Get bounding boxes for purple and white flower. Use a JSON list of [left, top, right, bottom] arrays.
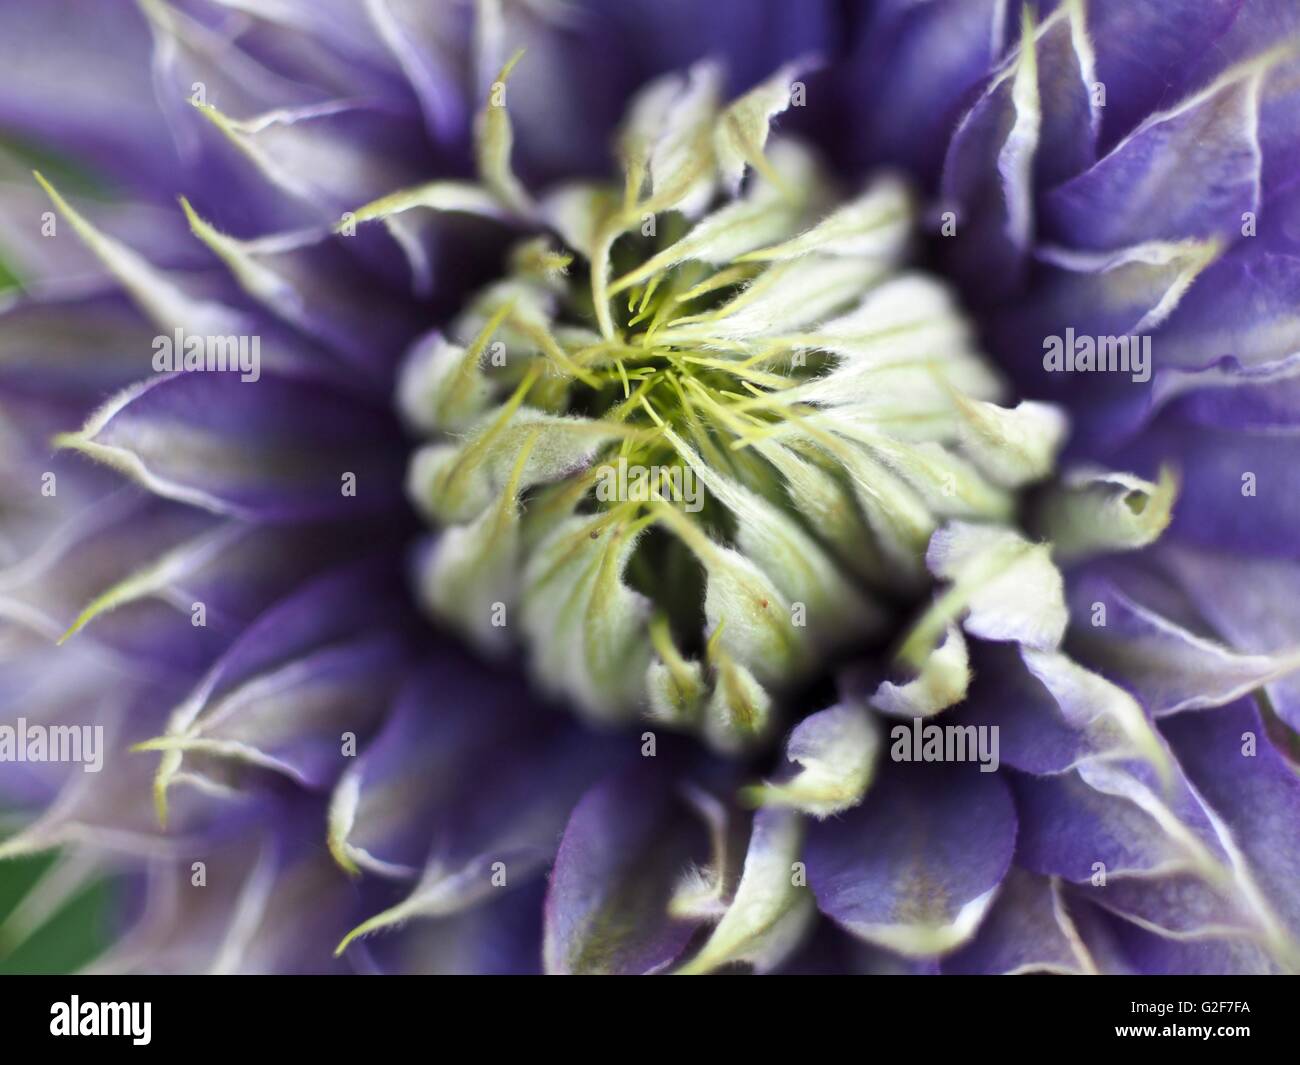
[[1, 0, 1298, 975]]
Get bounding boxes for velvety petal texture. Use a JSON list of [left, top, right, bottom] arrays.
[[807, 763, 1017, 957]]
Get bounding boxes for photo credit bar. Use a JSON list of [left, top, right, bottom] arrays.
[[0, 977, 1289, 1053]]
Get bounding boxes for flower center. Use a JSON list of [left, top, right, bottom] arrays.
[[378, 57, 1066, 751]]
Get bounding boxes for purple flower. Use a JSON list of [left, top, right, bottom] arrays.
[[1, 0, 1298, 976]]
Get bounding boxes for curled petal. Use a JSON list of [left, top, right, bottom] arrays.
[[743, 702, 880, 817]]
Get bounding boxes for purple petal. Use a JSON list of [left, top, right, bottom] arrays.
[[1089, 905, 1278, 974], [939, 28, 1036, 294], [1162, 700, 1300, 951], [1084, 0, 1249, 151], [1160, 545, 1300, 730], [1011, 732, 1300, 968], [985, 243, 1216, 454], [0, 666, 260, 863], [942, 867, 1094, 974], [0, 0, 182, 197], [0, 295, 169, 407], [1045, 58, 1266, 249], [335, 726, 628, 954], [1011, 761, 1223, 884], [494, 0, 836, 184], [951, 645, 1103, 774], [1031, 2, 1100, 189], [544, 764, 707, 974], [58, 372, 406, 521], [941, 4, 1099, 296], [844, 0, 1005, 180], [141, 562, 412, 797], [329, 660, 548, 878], [0, 172, 208, 302], [86, 828, 355, 974], [180, 203, 423, 374], [1126, 406, 1300, 556], [363, 0, 474, 145], [360, 877, 546, 975], [806, 760, 1016, 957], [1066, 566, 1300, 717]]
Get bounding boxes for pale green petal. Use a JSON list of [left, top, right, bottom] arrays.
[[664, 427, 882, 639], [344, 180, 511, 226], [1037, 466, 1177, 561], [824, 439, 937, 581], [645, 617, 707, 728], [676, 809, 813, 974], [703, 650, 775, 753], [474, 48, 533, 213], [901, 523, 1066, 667], [415, 481, 523, 653], [609, 141, 822, 294], [645, 60, 723, 216], [521, 514, 652, 721], [538, 182, 620, 261], [953, 396, 1069, 488], [872, 624, 970, 718], [744, 702, 880, 817], [407, 406, 625, 525], [745, 437, 886, 582], [617, 69, 687, 202], [714, 58, 815, 194], [785, 274, 976, 366], [396, 303, 515, 433], [737, 174, 912, 262], [660, 255, 883, 343], [653, 504, 800, 685], [823, 425, 1014, 522]]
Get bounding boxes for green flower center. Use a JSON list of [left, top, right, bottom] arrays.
[[369, 55, 1069, 750]]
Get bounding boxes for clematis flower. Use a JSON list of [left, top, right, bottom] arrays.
[[1, 0, 1298, 977]]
